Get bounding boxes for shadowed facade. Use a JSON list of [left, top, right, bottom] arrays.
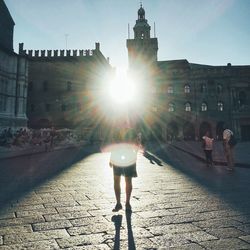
[[127, 5, 250, 141]]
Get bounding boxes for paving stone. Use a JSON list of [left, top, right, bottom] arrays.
[[88, 209, 115, 217], [109, 237, 156, 249], [70, 216, 108, 227], [136, 209, 175, 218], [200, 238, 250, 249], [15, 207, 57, 217], [32, 219, 72, 231], [44, 211, 91, 222], [149, 234, 190, 247], [0, 215, 44, 227], [169, 243, 204, 249], [232, 215, 250, 224], [239, 235, 250, 243], [193, 218, 242, 229], [0, 212, 15, 220], [56, 205, 96, 213], [56, 233, 105, 248], [44, 201, 79, 208], [67, 223, 114, 236], [151, 231, 217, 247], [147, 223, 201, 236], [116, 227, 154, 240], [205, 227, 247, 238], [62, 244, 111, 249], [0, 239, 59, 249], [236, 224, 250, 234], [14, 196, 44, 205], [12, 204, 45, 211], [0, 225, 33, 235], [70, 194, 89, 201], [3, 229, 69, 244], [34, 187, 61, 194]]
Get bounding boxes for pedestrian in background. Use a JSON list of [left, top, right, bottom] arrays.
[[223, 128, 235, 171], [202, 131, 214, 167]]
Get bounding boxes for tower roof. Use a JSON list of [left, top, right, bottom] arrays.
[[138, 4, 145, 19]]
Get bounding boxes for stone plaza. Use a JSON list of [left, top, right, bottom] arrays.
[[0, 143, 250, 249]]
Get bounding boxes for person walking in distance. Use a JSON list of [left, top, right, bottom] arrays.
[[223, 128, 235, 171], [202, 131, 214, 167]]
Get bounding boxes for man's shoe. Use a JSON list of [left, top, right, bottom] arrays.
[[112, 203, 122, 212]]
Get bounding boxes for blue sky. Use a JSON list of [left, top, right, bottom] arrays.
[[5, 0, 250, 69]]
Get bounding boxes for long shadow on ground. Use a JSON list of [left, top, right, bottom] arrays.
[[0, 145, 99, 208], [146, 142, 250, 217]]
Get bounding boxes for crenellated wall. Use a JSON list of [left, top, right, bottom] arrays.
[[19, 42, 101, 58]]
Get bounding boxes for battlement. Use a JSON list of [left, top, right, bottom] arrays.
[[19, 42, 100, 58]]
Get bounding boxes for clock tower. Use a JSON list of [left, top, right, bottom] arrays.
[[126, 4, 158, 71]]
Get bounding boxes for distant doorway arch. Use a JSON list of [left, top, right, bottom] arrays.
[[167, 121, 178, 141], [150, 123, 162, 142], [183, 122, 195, 140]]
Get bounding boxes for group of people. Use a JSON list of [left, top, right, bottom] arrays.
[[202, 128, 236, 171], [0, 127, 80, 152]]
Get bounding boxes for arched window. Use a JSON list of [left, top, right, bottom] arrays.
[[217, 102, 223, 111], [168, 103, 175, 112], [185, 102, 191, 111], [217, 84, 223, 94], [184, 84, 190, 93], [167, 85, 173, 94], [201, 102, 207, 111]]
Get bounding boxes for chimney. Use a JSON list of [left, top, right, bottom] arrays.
[[95, 42, 100, 51]]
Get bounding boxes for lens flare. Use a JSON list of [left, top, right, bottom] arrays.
[[107, 68, 137, 105], [102, 143, 138, 167]]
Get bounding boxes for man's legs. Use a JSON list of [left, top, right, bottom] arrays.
[[113, 175, 122, 211], [224, 144, 234, 170], [228, 146, 234, 169], [125, 177, 132, 210]]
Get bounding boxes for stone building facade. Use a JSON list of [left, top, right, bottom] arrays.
[[127, 5, 250, 141], [21, 42, 112, 138], [0, 0, 28, 130]]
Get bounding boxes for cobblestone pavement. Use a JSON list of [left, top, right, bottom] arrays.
[[0, 145, 250, 249]]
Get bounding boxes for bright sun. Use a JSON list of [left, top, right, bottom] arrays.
[[108, 69, 137, 105]]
